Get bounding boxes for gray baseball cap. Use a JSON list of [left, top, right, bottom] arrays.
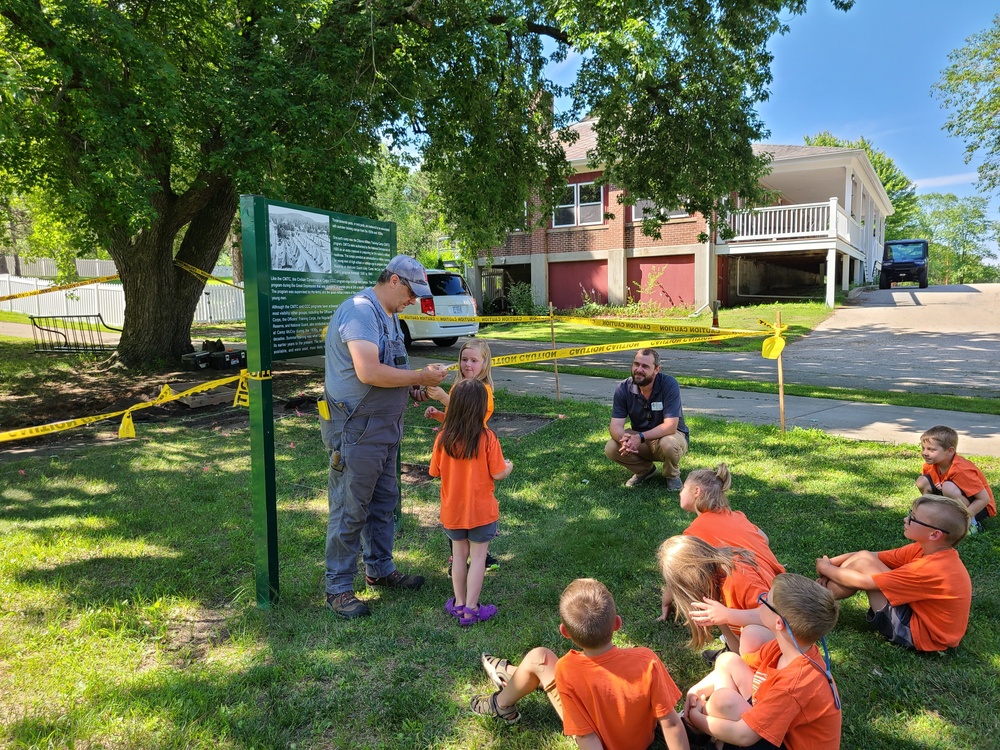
[[385, 255, 431, 297]]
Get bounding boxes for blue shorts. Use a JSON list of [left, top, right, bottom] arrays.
[[444, 521, 498, 544]]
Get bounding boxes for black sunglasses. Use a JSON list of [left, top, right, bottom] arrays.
[[757, 591, 782, 618], [906, 513, 949, 535]]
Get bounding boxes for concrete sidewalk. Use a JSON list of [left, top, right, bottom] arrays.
[[409, 356, 1000, 458]]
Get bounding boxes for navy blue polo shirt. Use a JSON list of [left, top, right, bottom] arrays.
[[611, 373, 689, 438]]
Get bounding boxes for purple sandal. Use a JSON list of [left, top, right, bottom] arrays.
[[459, 603, 498, 627], [445, 598, 464, 618]]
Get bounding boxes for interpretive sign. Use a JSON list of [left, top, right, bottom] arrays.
[[240, 195, 395, 607]]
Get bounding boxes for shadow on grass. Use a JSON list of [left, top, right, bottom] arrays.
[[2, 395, 998, 749]]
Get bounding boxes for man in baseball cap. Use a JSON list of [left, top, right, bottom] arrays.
[[322, 254, 447, 619]]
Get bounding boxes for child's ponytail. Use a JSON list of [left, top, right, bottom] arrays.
[[686, 462, 732, 513]]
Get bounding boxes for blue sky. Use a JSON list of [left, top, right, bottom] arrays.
[[547, 2, 998, 216], [759, 1, 996, 207]]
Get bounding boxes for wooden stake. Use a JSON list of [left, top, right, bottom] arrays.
[[776, 311, 786, 433], [550, 302, 560, 401]]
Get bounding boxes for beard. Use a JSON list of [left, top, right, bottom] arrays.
[[632, 370, 654, 387]]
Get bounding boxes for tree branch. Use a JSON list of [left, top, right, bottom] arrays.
[[486, 16, 569, 45]]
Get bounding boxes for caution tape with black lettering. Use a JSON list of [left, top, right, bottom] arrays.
[[399, 313, 766, 337]]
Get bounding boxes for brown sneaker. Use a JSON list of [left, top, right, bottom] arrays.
[[365, 570, 425, 590], [326, 591, 371, 619], [624, 466, 657, 488]]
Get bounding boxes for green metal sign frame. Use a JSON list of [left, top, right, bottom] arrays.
[[239, 195, 395, 608]]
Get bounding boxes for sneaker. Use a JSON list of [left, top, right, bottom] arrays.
[[665, 475, 684, 491], [485, 552, 501, 572], [459, 603, 498, 627], [969, 519, 982, 535], [326, 591, 371, 619], [624, 466, 657, 488], [366, 570, 425, 590], [701, 644, 730, 665], [481, 653, 515, 690], [470, 690, 520, 724]]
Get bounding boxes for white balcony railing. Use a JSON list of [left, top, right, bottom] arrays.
[[722, 199, 864, 250]]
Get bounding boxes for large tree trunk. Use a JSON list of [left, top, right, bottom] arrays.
[[109, 179, 237, 369]]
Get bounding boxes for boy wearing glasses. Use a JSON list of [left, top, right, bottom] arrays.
[[815, 494, 972, 652], [684, 573, 841, 750]]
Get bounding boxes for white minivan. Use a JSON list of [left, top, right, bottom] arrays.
[[400, 269, 479, 347]]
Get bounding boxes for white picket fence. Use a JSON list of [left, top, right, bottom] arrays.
[[1, 255, 233, 280], [0, 274, 246, 325]]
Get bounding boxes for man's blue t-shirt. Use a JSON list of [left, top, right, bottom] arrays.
[[324, 287, 407, 411], [611, 373, 688, 437]]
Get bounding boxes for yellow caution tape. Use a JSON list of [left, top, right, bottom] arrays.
[[557, 316, 764, 336], [119, 410, 136, 439], [173, 259, 244, 290], [398, 314, 550, 323], [399, 313, 766, 337], [0, 274, 121, 302], [487, 334, 747, 368], [0, 373, 243, 444]]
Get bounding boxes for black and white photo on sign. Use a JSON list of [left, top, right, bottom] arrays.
[[268, 206, 332, 274]]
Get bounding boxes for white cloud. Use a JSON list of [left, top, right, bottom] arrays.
[[913, 172, 979, 189]]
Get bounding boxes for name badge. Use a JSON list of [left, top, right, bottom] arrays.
[[651, 402, 663, 411]]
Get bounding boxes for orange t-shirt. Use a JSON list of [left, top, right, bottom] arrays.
[[922, 454, 996, 517], [430, 383, 494, 424], [721, 560, 775, 637], [429, 429, 505, 530], [873, 543, 972, 651], [741, 640, 842, 750], [555, 646, 681, 750], [684, 510, 786, 578]]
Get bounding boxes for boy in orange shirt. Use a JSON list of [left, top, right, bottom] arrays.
[[684, 573, 841, 750], [470, 578, 690, 750], [816, 494, 972, 652], [916, 424, 995, 533]]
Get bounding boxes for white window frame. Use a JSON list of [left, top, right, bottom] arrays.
[[552, 183, 605, 228], [633, 199, 688, 222]]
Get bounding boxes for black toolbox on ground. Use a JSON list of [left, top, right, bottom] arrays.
[[181, 351, 211, 371], [209, 349, 247, 370]]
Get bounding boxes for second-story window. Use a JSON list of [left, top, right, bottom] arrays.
[[633, 199, 688, 222], [553, 183, 604, 227]]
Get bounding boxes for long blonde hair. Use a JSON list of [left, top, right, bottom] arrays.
[[456, 339, 493, 388], [657, 535, 757, 648]]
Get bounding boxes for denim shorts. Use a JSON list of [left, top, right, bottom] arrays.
[[444, 521, 498, 543], [868, 601, 915, 650]]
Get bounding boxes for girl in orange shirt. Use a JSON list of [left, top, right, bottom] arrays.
[[423, 340, 500, 573], [657, 535, 775, 658], [429, 379, 513, 626], [423, 339, 494, 423], [679, 463, 785, 578]]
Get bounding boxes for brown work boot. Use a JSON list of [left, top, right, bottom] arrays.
[[326, 591, 371, 619], [365, 570, 425, 590]]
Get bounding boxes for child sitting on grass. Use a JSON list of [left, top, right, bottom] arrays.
[[916, 424, 995, 533], [684, 573, 841, 750], [470, 578, 689, 750], [816, 494, 972, 652], [428, 379, 512, 626], [661, 464, 785, 622], [658, 535, 775, 660]]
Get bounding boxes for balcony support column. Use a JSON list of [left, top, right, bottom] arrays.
[[826, 247, 837, 307]]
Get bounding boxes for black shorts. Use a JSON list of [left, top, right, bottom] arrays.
[[868, 601, 916, 650], [923, 475, 989, 523]]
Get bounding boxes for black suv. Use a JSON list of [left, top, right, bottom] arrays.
[[879, 239, 929, 289]]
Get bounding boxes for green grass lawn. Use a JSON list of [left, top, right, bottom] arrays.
[[1, 389, 998, 749], [482, 301, 835, 353]]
